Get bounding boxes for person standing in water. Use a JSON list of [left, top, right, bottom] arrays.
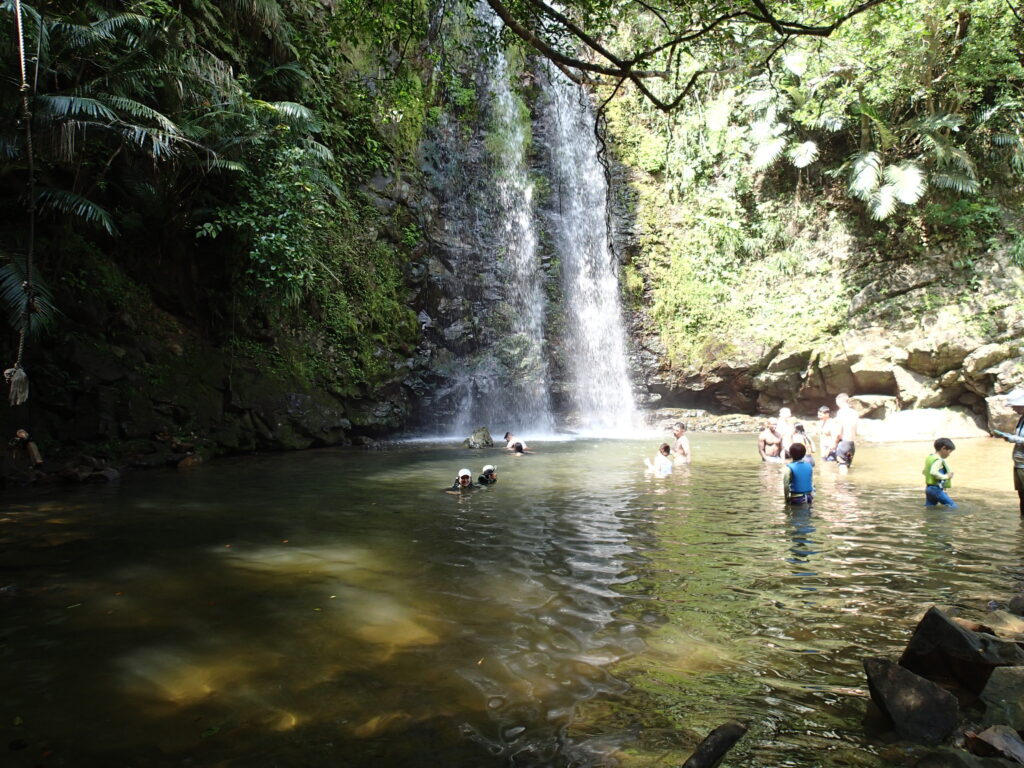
[[831, 393, 859, 471], [671, 422, 691, 464], [816, 406, 838, 462], [992, 389, 1024, 515], [759, 418, 783, 462], [922, 438, 956, 508], [783, 443, 814, 505]]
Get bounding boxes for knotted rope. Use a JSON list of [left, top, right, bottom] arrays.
[[7, 0, 36, 406]]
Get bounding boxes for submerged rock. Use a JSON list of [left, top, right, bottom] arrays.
[[681, 720, 747, 768], [863, 657, 959, 745]]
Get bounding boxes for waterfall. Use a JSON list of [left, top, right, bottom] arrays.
[[442, 5, 555, 437], [537, 68, 638, 434], [416, 8, 638, 437]]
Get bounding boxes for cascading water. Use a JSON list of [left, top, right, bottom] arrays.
[[466, 9, 555, 434], [422, 5, 556, 437], [537, 67, 638, 434], [416, 7, 638, 437]]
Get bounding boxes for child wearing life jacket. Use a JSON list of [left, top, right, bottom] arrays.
[[784, 443, 814, 505], [923, 438, 956, 507]]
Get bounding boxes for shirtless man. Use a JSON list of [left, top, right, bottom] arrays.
[[758, 418, 783, 462], [671, 422, 691, 464], [816, 406, 838, 461], [831, 393, 860, 471]]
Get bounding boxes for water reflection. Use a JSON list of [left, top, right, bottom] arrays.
[[0, 436, 1021, 767]]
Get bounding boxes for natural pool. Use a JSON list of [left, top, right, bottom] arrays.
[[2, 434, 1022, 767]]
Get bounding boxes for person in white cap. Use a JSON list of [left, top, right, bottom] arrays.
[[446, 468, 478, 493], [992, 389, 1024, 515], [478, 465, 497, 485]]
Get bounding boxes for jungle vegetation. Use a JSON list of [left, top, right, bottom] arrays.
[[0, 0, 1021, 395]]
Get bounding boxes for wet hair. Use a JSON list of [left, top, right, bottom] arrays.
[[934, 437, 955, 452], [788, 443, 807, 460], [504, 432, 512, 441], [659, 443, 671, 456], [794, 423, 806, 434], [513, 442, 525, 453], [673, 422, 686, 432]]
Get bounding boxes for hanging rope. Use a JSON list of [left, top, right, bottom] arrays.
[[5, 0, 36, 406]]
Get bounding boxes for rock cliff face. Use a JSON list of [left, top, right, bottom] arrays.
[[630, 295, 1024, 430]]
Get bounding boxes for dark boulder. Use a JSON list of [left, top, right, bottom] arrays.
[[863, 657, 959, 745], [899, 607, 1024, 695], [981, 667, 1024, 731], [1008, 594, 1024, 617]]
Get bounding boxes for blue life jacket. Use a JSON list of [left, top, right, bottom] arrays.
[[787, 461, 814, 494]]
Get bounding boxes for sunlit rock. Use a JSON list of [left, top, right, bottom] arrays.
[[858, 408, 988, 442], [849, 395, 898, 419]]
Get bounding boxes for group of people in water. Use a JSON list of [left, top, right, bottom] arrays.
[[445, 432, 529, 493], [646, 392, 958, 509], [447, 389, 1024, 514]]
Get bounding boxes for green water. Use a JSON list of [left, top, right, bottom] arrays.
[[2, 434, 1022, 767]]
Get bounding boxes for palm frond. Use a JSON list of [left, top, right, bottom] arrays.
[[103, 96, 181, 134], [752, 136, 787, 171], [233, 0, 284, 29], [264, 100, 318, 129], [91, 13, 154, 41], [36, 187, 118, 234], [742, 89, 775, 109], [36, 94, 117, 122], [929, 172, 980, 194], [782, 51, 807, 77], [856, 102, 897, 150], [869, 186, 897, 221], [300, 137, 334, 164], [848, 151, 882, 201], [0, 256, 61, 337], [788, 140, 818, 168], [883, 162, 926, 204], [810, 114, 845, 132]]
